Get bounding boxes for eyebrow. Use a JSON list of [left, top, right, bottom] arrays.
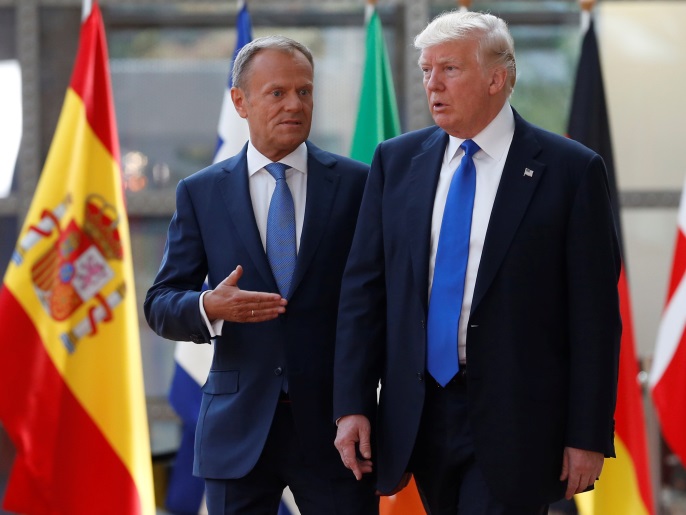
[[418, 56, 461, 66]]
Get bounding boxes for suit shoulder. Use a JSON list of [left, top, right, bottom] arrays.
[[333, 155, 369, 178], [181, 160, 231, 188], [527, 122, 598, 161], [308, 144, 369, 181], [380, 126, 441, 150]]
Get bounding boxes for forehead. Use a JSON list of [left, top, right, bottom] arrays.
[[251, 48, 312, 73], [243, 48, 313, 92], [419, 39, 478, 64]]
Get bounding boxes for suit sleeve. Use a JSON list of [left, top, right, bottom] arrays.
[[144, 179, 212, 344], [565, 153, 622, 456], [333, 145, 387, 421]]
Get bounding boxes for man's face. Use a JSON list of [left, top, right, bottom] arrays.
[[232, 48, 314, 162], [419, 38, 499, 139]]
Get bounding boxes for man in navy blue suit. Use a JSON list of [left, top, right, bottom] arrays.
[[333, 10, 621, 515], [145, 35, 377, 515]]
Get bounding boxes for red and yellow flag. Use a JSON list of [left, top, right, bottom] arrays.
[[0, 2, 155, 513], [567, 15, 654, 515]]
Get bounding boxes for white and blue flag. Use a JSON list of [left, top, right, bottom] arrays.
[[165, 2, 253, 514]]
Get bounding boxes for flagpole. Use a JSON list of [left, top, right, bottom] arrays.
[[457, 0, 472, 12], [81, 0, 92, 21], [580, 0, 595, 33]]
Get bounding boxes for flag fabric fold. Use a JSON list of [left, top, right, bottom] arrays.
[[568, 18, 654, 515], [212, 1, 252, 163], [350, 4, 401, 165], [165, 3, 252, 514], [650, 181, 686, 467], [0, 2, 155, 514]]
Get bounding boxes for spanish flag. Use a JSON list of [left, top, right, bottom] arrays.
[[0, 2, 155, 513], [567, 15, 654, 515]]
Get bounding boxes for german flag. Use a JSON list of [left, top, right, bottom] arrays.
[[568, 17, 654, 515], [0, 2, 155, 513]]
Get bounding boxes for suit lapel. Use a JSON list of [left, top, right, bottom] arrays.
[[217, 148, 278, 291], [471, 112, 545, 313], [288, 142, 339, 298], [407, 128, 449, 313]]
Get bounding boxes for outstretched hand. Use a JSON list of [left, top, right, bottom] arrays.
[[203, 265, 287, 323]]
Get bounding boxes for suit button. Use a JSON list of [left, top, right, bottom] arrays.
[[274, 367, 283, 376], [417, 372, 424, 382], [421, 319, 425, 329]]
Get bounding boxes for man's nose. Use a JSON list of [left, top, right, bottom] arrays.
[[425, 71, 442, 91], [283, 91, 303, 111]]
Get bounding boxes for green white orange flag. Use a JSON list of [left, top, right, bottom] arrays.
[[567, 14, 654, 515], [349, 3, 401, 165], [0, 2, 155, 513]]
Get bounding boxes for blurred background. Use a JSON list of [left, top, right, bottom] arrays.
[[0, 0, 683, 513]]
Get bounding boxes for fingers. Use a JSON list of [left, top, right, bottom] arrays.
[[334, 415, 373, 481], [561, 447, 604, 499], [223, 265, 243, 286], [208, 266, 287, 323], [243, 301, 287, 323], [337, 441, 365, 480], [358, 429, 372, 460]]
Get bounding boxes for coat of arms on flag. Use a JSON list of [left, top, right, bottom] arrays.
[[15, 194, 126, 353]]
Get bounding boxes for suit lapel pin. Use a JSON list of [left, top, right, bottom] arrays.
[[523, 168, 534, 178]]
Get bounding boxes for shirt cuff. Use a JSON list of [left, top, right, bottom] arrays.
[[199, 290, 224, 337]]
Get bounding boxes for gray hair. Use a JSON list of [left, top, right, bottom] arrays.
[[232, 35, 314, 90], [414, 10, 516, 95]]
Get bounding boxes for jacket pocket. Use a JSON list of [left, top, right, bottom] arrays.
[[202, 370, 239, 394]]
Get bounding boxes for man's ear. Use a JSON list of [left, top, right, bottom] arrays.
[[488, 66, 507, 96], [231, 87, 248, 119]]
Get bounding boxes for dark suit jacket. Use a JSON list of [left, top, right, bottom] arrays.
[[333, 110, 621, 505], [145, 141, 368, 480]]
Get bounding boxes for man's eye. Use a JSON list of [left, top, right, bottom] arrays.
[[299, 89, 311, 96], [272, 91, 282, 97]]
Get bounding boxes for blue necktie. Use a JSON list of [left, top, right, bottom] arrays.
[[265, 162, 296, 298], [426, 139, 480, 386]]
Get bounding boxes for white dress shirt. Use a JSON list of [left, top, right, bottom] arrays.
[[428, 102, 515, 363], [200, 141, 309, 337]]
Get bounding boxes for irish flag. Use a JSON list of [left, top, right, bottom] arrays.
[[0, 2, 155, 513]]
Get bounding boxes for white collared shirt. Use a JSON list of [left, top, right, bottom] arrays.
[[246, 141, 308, 253], [428, 102, 515, 363], [200, 141, 309, 336]]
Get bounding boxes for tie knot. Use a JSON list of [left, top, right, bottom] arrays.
[[461, 139, 480, 158], [265, 162, 289, 181]]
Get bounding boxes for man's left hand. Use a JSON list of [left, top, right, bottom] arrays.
[[559, 446, 604, 499]]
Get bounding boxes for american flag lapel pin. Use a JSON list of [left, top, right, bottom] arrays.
[[523, 168, 534, 178]]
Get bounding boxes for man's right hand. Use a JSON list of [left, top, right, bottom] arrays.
[[334, 414, 373, 480], [203, 265, 287, 323]]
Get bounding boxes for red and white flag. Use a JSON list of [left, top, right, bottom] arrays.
[[650, 178, 686, 467]]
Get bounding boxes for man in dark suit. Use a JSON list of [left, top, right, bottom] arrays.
[[145, 35, 377, 515], [333, 10, 621, 515]]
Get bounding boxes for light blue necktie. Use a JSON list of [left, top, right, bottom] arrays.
[[426, 139, 480, 386], [265, 162, 296, 298]]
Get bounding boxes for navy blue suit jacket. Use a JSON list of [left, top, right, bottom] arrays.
[[333, 110, 621, 505], [145, 141, 368, 479]]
